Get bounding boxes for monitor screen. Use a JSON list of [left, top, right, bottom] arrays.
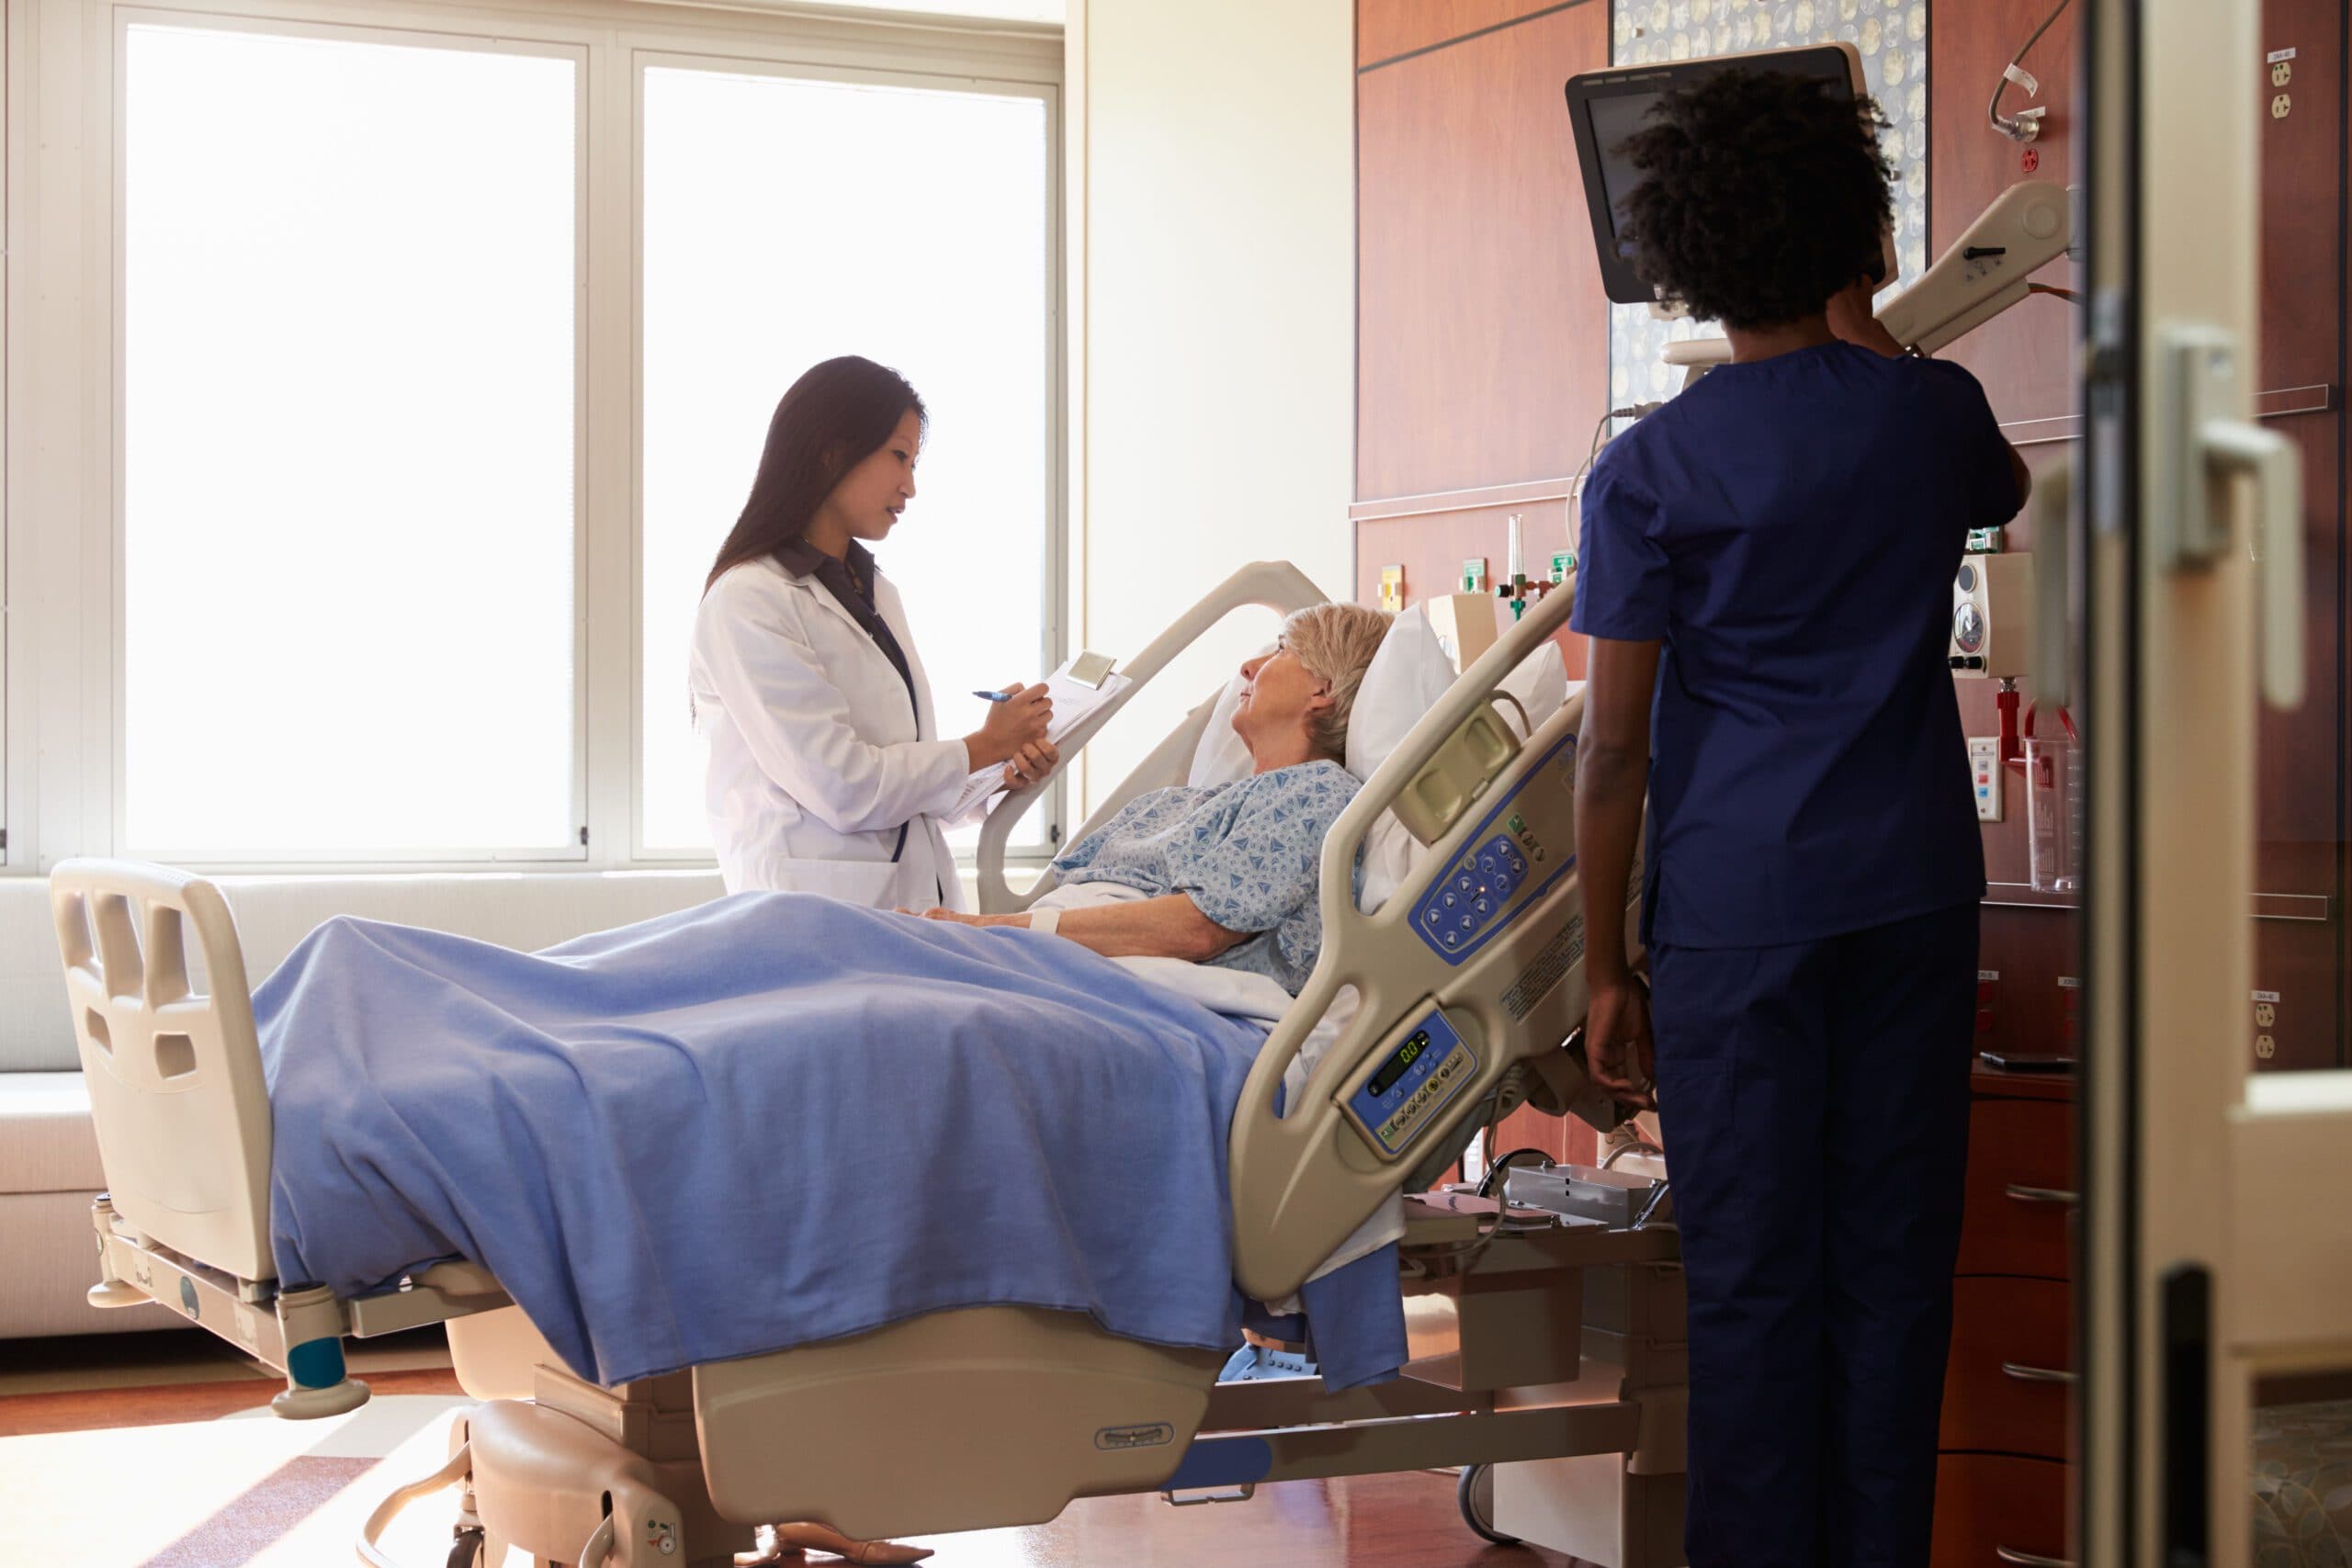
[[1565, 44, 1883, 306]]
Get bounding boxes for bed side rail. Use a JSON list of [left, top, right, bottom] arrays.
[[973, 560, 1329, 913], [1229, 578, 1639, 1302], [51, 859, 277, 1284]]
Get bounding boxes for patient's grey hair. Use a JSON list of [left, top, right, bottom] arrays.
[[1282, 602, 1395, 762]]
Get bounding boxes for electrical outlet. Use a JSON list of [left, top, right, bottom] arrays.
[[1968, 738, 2004, 821]]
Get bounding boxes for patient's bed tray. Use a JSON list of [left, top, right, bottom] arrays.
[[51, 564, 1685, 1568]]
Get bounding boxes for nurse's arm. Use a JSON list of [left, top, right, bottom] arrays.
[[921, 896, 1246, 963], [2004, 443, 2034, 511], [1575, 634, 1661, 1108]]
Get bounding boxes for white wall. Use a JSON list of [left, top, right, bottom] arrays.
[[1069, 0, 1355, 818]]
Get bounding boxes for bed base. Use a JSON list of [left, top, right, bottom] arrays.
[[84, 1185, 1685, 1567]]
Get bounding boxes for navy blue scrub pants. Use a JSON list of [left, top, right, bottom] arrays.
[[1647, 903, 1979, 1568]]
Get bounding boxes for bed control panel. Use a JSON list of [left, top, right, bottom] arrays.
[[1408, 734, 1575, 965], [1340, 1007, 1476, 1162]]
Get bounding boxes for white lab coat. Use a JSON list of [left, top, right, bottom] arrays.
[[690, 557, 972, 910]]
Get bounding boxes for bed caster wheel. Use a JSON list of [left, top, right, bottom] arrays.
[[1457, 1463, 1521, 1547], [447, 1525, 486, 1568]]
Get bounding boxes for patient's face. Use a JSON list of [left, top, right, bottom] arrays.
[[1232, 644, 1330, 761], [820, 408, 922, 545]]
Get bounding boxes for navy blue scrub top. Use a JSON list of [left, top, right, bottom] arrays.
[[1571, 342, 2022, 951]]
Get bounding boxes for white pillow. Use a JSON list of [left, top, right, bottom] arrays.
[[1343, 605, 1461, 781], [1353, 624, 1568, 912], [1184, 643, 1273, 789]]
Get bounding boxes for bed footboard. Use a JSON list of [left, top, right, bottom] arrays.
[[52, 859, 517, 1418]]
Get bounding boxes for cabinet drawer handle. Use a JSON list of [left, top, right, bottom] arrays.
[[1996, 1550, 2074, 1567], [2004, 1183, 2080, 1206], [2000, 1360, 2078, 1385]]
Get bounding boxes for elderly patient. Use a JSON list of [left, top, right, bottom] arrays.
[[919, 602, 1394, 992]]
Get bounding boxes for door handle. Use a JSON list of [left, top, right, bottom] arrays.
[[2000, 1360, 2079, 1385], [2032, 459, 2073, 713], [2163, 1264, 2212, 1565], [2151, 321, 2304, 709], [2216, 417, 2305, 709], [2005, 1182, 2080, 1206]]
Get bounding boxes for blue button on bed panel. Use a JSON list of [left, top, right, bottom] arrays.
[[1405, 732, 1580, 965]]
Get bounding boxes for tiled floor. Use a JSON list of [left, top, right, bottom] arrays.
[[0, 1328, 1591, 1568]]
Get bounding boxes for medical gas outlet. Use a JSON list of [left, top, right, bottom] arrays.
[[1950, 552, 2036, 680], [1968, 738, 2004, 822]]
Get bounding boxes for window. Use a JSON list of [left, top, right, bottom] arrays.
[[636, 64, 1056, 854], [119, 23, 580, 857], [13, 2, 1063, 873]]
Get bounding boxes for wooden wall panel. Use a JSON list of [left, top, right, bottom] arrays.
[[1976, 906, 2076, 1063], [1928, 0, 2086, 425], [2258, 0, 2342, 394], [1355, 0, 1611, 502], [1944, 0, 2348, 1076], [1354, 497, 1589, 677], [2257, 0, 2346, 1071], [1358, 0, 1568, 70]]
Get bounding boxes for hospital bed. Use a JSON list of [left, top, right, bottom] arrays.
[[50, 563, 1690, 1568]]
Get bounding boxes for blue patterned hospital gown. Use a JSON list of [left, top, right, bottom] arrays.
[[1051, 760, 1362, 994]]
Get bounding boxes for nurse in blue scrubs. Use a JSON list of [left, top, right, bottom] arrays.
[[1568, 73, 2032, 1568]]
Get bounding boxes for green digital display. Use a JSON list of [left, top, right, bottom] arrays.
[[1369, 1031, 1431, 1098]]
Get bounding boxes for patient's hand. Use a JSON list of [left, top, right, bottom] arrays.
[[910, 908, 1025, 928], [1002, 739, 1059, 790]]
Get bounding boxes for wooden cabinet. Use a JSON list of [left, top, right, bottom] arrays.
[[1955, 1096, 2075, 1281], [1941, 1278, 2071, 1462], [1932, 1452, 2069, 1568], [1939, 1072, 2075, 1563]]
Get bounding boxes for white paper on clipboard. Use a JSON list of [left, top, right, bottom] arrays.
[[950, 652, 1133, 818]]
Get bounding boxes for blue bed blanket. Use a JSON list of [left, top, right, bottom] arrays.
[[256, 894, 1405, 1389]]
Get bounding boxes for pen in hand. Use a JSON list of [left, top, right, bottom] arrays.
[[972, 689, 1014, 703]]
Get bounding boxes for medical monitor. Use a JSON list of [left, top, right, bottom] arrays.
[[1565, 43, 1896, 308]]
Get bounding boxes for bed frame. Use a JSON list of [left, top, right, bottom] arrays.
[[51, 566, 1689, 1568]]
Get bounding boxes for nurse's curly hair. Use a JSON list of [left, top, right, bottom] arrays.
[[1282, 603, 1394, 763], [1616, 69, 1894, 330]]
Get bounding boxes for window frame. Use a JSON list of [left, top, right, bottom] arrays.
[[109, 8, 595, 868], [6, 0, 1061, 875], [622, 45, 1067, 865]]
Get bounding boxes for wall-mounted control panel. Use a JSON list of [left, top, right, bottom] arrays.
[[1950, 552, 2036, 680]]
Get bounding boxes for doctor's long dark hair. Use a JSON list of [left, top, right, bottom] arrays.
[[704, 355, 929, 593]]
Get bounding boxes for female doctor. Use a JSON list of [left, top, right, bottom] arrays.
[[691, 356, 1053, 909]]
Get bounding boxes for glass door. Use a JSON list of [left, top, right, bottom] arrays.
[[2077, 1, 2352, 1563]]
